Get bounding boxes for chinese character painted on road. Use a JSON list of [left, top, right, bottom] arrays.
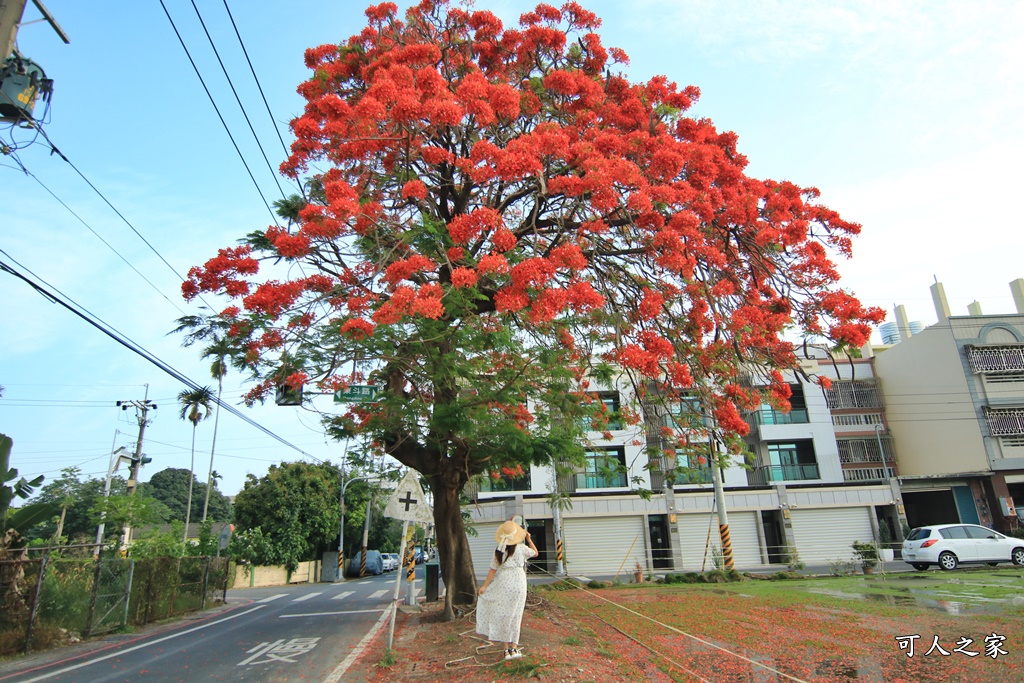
[[984, 633, 1008, 659], [238, 637, 321, 666], [895, 634, 920, 657]]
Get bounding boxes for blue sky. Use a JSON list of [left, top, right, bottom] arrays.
[[2, 1, 1022, 497]]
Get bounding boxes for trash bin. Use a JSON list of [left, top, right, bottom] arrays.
[[426, 563, 440, 602]]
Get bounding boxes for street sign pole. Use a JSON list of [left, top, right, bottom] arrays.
[[386, 519, 410, 651]]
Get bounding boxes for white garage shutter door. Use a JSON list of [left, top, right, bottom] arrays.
[[563, 516, 647, 576], [676, 511, 763, 571], [467, 522, 502, 579], [790, 507, 874, 564]]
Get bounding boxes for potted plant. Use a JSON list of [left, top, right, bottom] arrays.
[[852, 541, 879, 574], [634, 561, 645, 583]]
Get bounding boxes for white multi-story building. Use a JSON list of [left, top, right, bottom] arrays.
[[464, 364, 899, 579]]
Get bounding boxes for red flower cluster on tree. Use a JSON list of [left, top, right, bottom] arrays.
[[181, 0, 885, 617]]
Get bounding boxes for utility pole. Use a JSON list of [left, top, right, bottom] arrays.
[[359, 495, 372, 577], [708, 433, 735, 571], [116, 389, 157, 550], [1, 0, 27, 60], [1, 0, 68, 58]]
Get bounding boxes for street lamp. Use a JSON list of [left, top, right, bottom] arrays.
[[94, 445, 131, 555], [338, 472, 375, 581]]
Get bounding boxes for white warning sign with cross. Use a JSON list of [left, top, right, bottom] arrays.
[[384, 470, 433, 523]]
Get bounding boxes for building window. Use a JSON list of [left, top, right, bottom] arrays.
[[576, 447, 628, 489], [764, 441, 819, 481], [757, 384, 809, 424], [582, 391, 622, 431], [478, 465, 532, 493], [668, 394, 708, 430]]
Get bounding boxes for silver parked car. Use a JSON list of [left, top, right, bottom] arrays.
[[382, 553, 400, 571], [902, 524, 1024, 570]]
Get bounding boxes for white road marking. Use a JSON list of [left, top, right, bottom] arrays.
[[292, 592, 323, 602], [257, 594, 287, 603], [369, 589, 388, 599], [322, 608, 391, 683], [331, 591, 354, 601], [13, 606, 266, 683], [280, 609, 386, 618]]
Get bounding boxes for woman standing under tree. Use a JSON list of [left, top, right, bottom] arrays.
[[476, 517, 538, 660]]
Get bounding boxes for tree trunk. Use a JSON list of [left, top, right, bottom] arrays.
[[431, 473, 476, 622]]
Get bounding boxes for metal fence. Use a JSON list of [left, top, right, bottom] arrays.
[[0, 553, 229, 656]]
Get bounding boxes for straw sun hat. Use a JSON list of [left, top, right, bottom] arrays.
[[495, 518, 528, 552]]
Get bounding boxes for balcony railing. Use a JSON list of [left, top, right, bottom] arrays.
[[747, 463, 820, 486], [674, 466, 713, 485], [832, 413, 884, 428], [824, 380, 883, 410], [756, 407, 810, 425], [837, 437, 895, 464], [985, 407, 1024, 436], [842, 466, 896, 482], [967, 345, 1024, 374]]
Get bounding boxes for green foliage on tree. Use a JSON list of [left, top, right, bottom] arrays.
[[29, 468, 121, 542], [137, 468, 231, 523], [340, 478, 403, 557], [232, 462, 340, 571], [130, 521, 187, 559], [89, 492, 168, 547]]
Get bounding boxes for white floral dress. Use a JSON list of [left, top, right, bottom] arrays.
[[475, 543, 537, 644]]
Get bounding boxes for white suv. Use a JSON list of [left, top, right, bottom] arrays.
[[902, 524, 1024, 570]]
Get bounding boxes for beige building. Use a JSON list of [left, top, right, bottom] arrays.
[[872, 280, 1024, 533]]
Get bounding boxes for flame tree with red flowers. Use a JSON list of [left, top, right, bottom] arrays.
[[180, 0, 883, 619]]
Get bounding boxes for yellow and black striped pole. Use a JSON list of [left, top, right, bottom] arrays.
[[719, 523, 735, 570], [337, 552, 343, 579], [404, 525, 417, 605]]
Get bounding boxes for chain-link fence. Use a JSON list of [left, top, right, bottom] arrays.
[[0, 553, 230, 656]]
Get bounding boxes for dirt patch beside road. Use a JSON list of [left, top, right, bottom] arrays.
[[349, 576, 1024, 683], [352, 591, 670, 682]]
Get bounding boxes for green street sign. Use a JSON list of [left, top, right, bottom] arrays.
[[333, 385, 380, 403]]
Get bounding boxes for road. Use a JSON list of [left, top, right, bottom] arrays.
[[0, 570, 417, 683]]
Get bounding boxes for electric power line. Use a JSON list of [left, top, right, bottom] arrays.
[[12, 168, 188, 315], [27, 125, 197, 288], [188, 0, 287, 201], [0, 250, 319, 463], [157, 0, 281, 225], [220, 0, 305, 201]]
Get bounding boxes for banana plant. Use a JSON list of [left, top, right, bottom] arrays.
[[1, 433, 59, 550]]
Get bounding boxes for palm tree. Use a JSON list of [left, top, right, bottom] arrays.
[[200, 338, 231, 522], [177, 387, 215, 543]]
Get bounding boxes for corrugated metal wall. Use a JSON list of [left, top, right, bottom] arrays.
[[468, 522, 502, 579], [562, 515, 648, 576], [790, 507, 874, 564], [676, 511, 764, 570]]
